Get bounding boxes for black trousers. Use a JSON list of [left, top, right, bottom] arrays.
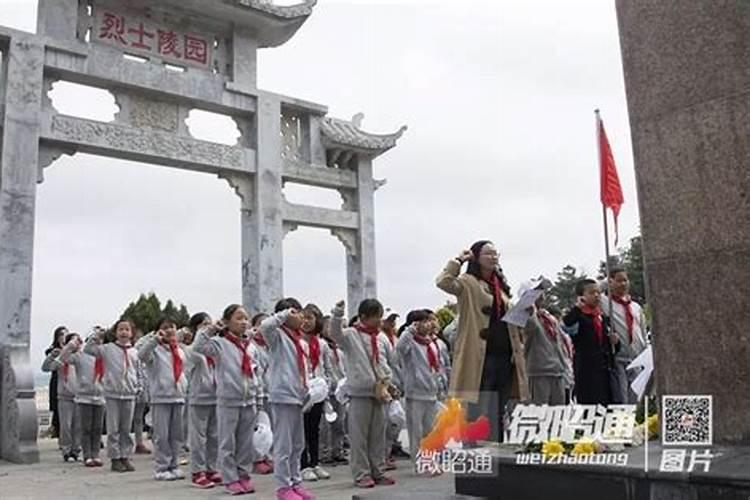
[[301, 402, 324, 469], [469, 352, 513, 442]]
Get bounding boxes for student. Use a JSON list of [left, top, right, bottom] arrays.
[[60, 332, 105, 467], [84, 319, 139, 472], [562, 279, 619, 405], [133, 328, 151, 455], [602, 267, 648, 404], [259, 298, 316, 500], [320, 316, 348, 466], [395, 310, 441, 473], [184, 312, 221, 488], [249, 312, 274, 476], [42, 332, 82, 462], [45, 326, 68, 440], [520, 284, 567, 405], [425, 310, 451, 401], [193, 305, 258, 495], [330, 299, 396, 489], [547, 306, 575, 403], [380, 313, 404, 468], [300, 303, 332, 482]]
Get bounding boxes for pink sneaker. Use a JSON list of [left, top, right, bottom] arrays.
[[253, 460, 273, 475], [239, 476, 255, 493], [276, 486, 303, 500], [225, 481, 245, 495], [207, 470, 222, 484], [293, 484, 316, 500]]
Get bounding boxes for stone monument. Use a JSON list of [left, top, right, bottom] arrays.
[[0, 0, 405, 463], [615, 0, 749, 442]]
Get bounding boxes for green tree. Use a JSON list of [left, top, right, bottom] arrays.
[[435, 306, 456, 332], [120, 292, 190, 334], [546, 265, 588, 311]]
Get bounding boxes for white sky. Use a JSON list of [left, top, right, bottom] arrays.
[[0, 0, 641, 370]]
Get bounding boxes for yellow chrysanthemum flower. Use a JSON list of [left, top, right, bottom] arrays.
[[571, 439, 596, 456], [647, 414, 659, 437], [541, 439, 565, 457]]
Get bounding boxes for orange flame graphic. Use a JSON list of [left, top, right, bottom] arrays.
[[419, 398, 491, 452]]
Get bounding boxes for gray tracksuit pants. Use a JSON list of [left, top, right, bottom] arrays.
[[58, 398, 81, 456], [78, 403, 104, 460], [348, 396, 386, 481], [271, 402, 305, 490], [106, 398, 135, 459], [151, 403, 184, 473], [405, 399, 436, 458], [217, 405, 256, 484], [190, 404, 218, 474]]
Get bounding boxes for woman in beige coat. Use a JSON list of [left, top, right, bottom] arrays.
[[436, 240, 528, 442]]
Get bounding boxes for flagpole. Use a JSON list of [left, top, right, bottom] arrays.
[[596, 109, 616, 352]]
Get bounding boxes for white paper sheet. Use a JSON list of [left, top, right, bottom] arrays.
[[502, 289, 544, 327]]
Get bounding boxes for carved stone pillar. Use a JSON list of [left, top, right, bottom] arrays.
[[0, 36, 44, 464]]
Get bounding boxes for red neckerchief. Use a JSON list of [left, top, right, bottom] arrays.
[[325, 338, 339, 364], [115, 342, 133, 370], [307, 334, 321, 372], [355, 322, 381, 364], [611, 294, 634, 344], [253, 331, 267, 348], [383, 330, 396, 347], [62, 362, 70, 382], [223, 331, 253, 378], [538, 309, 558, 341], [413, 333, 440, 372], [281, 325, 307, 388], [482, 272, 506, 319], [580, 304, 604, 345], [94, 356, 104, 382], [167, 339, 183, 384]]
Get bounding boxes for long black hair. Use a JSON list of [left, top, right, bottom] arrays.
[[465, 240, 512, 297], [46, 326, 67, 354]]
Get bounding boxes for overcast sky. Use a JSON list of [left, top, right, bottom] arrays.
[[1, 0, 640, 371]]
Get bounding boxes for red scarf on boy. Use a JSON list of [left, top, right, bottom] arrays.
[[355, 322, 381, 364], [611, 294, 634, 344], [167, 338, 183, 384], [580, 304, 604, 345], [281, 325, 308, 387], [538, 309, 558, 341], [413, 333, 440, 372], [223, 331, 253, 378]]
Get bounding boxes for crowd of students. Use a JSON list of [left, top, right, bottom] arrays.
[[40, 243, 647, 499]]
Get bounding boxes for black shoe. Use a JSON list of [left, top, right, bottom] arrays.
[[391, 445, 410, 459], [111, 459, 126, 472]]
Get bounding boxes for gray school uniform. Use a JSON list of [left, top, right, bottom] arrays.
[[601, 296, 648, 404], [83, 338, 139, 459], [395, 327, 440, 457], [183, 344, 219, 474], [524, 313, 567, 405], [330, 306, 392, 481], [321, 342, 346, 461], [259, 310, 308, 490], [250, 338, 271, 413], [137, 334, 187, 473], [379, 332, 401, 459], [193, 328, 258, 485], [61, 342, 103, 460], [42, 349, 81, 456]]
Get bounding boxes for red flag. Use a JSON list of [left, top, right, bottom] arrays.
[[598, 114, 624, 244]]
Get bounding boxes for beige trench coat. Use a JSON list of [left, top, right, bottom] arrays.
[[436, 259, 530, 404]]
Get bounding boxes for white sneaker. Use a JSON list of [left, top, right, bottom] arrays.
[[170, 468, 186, 480], [301, 468, 319, 482], [313, 465, 331, 480], [154, 471, 172, 481]]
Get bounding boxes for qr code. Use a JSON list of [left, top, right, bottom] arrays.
[[662, 395, 712, 446]]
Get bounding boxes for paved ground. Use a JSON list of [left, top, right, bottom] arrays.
[[1, 439, 455, 500]]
